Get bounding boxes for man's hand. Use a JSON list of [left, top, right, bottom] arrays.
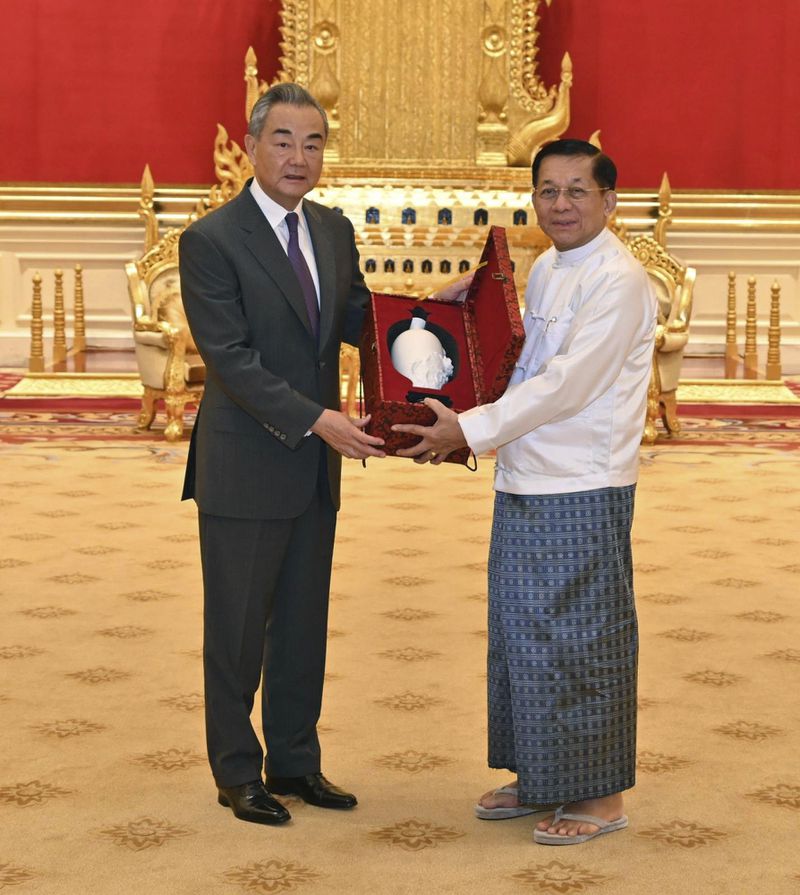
[[392, 398, 468, 464], [428, 269, 476, 303], [311, 409, 386, 459]]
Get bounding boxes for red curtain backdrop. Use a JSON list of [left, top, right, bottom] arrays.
[[1, 0, 798, 189]]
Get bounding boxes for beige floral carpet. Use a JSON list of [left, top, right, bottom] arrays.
[[0, 440, 798, 894]]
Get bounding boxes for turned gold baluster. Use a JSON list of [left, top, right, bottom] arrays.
[[29, 273, 45, 372], [743, 276, 758, 379], [52, 269, 67, 364], [766, 280, 782, 381], [73, 263, 86, 353], [724, 271, 738, 379]]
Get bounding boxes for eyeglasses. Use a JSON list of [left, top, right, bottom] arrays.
[[533, 187, 610, 203]]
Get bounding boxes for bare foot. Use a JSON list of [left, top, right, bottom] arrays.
[[536, 793, 624, 839], [478, 779, 521, 810]]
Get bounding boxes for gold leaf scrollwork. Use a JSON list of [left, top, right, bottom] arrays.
[[190, 124, 254, 221]]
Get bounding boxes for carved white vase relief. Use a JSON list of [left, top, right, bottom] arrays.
[[390, 308, 454, 390]]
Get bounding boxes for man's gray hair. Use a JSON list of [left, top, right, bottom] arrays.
[[248, 82, 329, 140]]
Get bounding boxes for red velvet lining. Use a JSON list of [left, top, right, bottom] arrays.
[[367, 295, 476, 410]]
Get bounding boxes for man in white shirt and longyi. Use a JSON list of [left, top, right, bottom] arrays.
[[394, 139, 657, 845]]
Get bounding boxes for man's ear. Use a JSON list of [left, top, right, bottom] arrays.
[[244, 134, 256, 163], [603, 189, 618, 218]]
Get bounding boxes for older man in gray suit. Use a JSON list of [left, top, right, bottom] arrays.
[[179, 82, 385, 826]]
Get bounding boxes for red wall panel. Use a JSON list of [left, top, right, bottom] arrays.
[[1, 0, 798, 188], [538, 0, 800, 189], [0, 0, 282, 184]]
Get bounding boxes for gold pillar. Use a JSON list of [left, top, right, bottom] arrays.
[[766, 280, 782, 381], [52, 269, 67, 364], [28, 273, 45, 372], [724, 271, 738, 379], [73, 264, 86, 353], [743, 276, 758, 379]]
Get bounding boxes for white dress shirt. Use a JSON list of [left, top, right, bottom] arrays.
[[248, 178, 321, 307], [458, 227, 657, 495]]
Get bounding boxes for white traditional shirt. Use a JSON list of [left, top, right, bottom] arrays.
[[458, 227, 657, 495]]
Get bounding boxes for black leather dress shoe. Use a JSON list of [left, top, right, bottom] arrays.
[[266, 772, 357, 810], [217, 780, 291, 825]]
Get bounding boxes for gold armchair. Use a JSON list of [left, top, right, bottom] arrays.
[[613, 174, 695, 443], [125, 228, 205, 441], [629, 234, 695, 442], [125, 167, 205, 440]]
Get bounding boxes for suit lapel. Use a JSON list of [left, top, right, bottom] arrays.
[[235, 186, 317, 341], [304, 201, 336, 350]]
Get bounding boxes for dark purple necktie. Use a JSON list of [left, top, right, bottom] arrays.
[[285, 211, 319, 340]]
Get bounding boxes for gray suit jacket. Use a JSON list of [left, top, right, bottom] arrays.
[[179, 180, 369, 519]]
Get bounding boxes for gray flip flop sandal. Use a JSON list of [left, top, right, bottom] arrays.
[[533, 807, 629, 844], [474, 786, 554, 820]]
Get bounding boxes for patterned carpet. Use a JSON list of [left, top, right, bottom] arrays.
[[0, 439, 798, 894], [1, 371, 800, 449]]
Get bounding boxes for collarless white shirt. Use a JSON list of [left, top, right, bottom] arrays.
[[458, 227, 657, 495], [248, 178, 321, 307]]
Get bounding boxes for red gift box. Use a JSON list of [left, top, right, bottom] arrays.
[[359, 226, 524, 463]]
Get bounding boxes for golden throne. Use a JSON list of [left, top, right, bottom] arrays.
[[621, 175, 695, 443], [129, 0, 572, 430], [125, 167, 206, 441]]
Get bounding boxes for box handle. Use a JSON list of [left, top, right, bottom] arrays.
[[406, 390, 453, 408]]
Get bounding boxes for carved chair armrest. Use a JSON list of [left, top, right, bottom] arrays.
[[659, 331, 689, 354], [668, 268, 696, 333], [134, 319, 184, 346]]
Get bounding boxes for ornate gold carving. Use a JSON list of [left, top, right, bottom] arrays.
[[509, 0, 551, 112], [279, 1, 311, 86], [477, 2, 510, 165], [766, 279, 782, 380], [138, 164, 159, 252], [506, 50, 572, 166], [127, 168, 212, 439], [642, 350, 661, 445], [270, 1, 569, 167], [627, 236, 686, 286], [202, 124, 253, 212], [244, 46, 269, 121], [309, 3, 341, 161], [506, 0, 570, 163], [653, 172, 673, 247], [621, 194, 695, 442]]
